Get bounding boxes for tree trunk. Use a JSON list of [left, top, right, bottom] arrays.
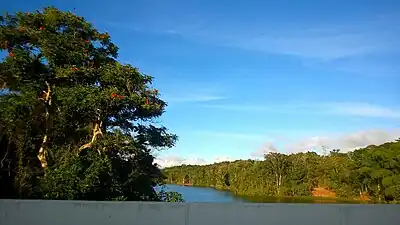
[[276, 173, 281, 195], [377, 183, 381, 201], [37, 82, 52, 169], [37, 135, 48, 168], [79, 116, 103, 153]]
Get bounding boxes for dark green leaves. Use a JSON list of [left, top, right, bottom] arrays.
[[0, 7, 176, 201]]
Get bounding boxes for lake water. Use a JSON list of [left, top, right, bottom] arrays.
[[158, 184, 366, 204], [159, 184, 247, 203]]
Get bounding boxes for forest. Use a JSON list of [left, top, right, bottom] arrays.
[[1, 7, 399, 205], [0, 7, 182, 202], [164, 140, 400, 203]]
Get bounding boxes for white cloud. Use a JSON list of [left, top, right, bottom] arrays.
[[285, 136, 331, 154], [154, 154, 240, 168], [154, 155, 207, 168], [338, 129, 400, 151], [285, 129, 400, 154], [201, 102, 400, 119], [250, 142, 278, 158], [156, 129, 400, 167], [212, 155, 241, 163]]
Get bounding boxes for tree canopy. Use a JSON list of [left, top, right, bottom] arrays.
[[0, 7, 181, 201], [164, 140, 400, 203]]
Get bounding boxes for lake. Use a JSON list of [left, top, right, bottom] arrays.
[[158, 184, 366, 204], [158, 184, 247, 202]]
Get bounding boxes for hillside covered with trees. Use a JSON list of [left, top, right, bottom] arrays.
[[0, 7, 182, 202], [164, 140, 400, 202]]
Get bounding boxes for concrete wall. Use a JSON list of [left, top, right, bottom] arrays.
[[1, 200, 399, 225]]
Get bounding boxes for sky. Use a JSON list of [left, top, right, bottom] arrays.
[[3, 0, 400, 167]]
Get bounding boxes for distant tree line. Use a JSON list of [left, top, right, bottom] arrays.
[[164, 140, 400, 202]]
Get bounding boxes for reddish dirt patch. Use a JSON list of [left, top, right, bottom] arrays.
[[312, 187, 370, 201], [312, 187, 337, 198], [359, 192, 370, 201]]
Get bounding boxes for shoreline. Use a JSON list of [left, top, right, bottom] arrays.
[[166, 183, 372, 204]]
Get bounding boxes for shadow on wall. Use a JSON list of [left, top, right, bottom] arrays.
[[224, 173, 230, 187], [183, 175, 191, 186]]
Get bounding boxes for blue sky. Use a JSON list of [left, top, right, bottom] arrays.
[[3, 0, 400, 166]]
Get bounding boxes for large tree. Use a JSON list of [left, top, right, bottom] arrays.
[[0, 7, 179, 201]]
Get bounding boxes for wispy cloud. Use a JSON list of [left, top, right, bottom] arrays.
[[215, 16, 399, 75], [230, 32, 379, 61], [105, 16, 397, 60], [110, 13, 400, 76], [193, 130, 270, 141], [101, 21, 142, 32], [201, 104, 275, 112], [205, 14, 398, 62], [325, 102, 400, 118], [164, 94, 225, 103], [161, 82, 226, 104], [201, 102, 400, 119], [304, 53, 400, 77]]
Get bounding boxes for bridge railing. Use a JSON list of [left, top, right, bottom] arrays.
[[1, 199, 399, 225]]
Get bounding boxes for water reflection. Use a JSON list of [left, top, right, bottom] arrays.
[[156, 184, 247, 203]]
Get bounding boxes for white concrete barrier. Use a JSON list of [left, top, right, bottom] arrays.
[[1, 200, 399, 225]]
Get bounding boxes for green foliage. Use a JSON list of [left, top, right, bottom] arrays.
[[0, 7, 176, 201], [164, 141, 400, 202], [157, 188, 185, 203]]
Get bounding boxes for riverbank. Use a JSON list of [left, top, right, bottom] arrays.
[[163, 143, 400, 203], [167, 183, 370, 204]]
